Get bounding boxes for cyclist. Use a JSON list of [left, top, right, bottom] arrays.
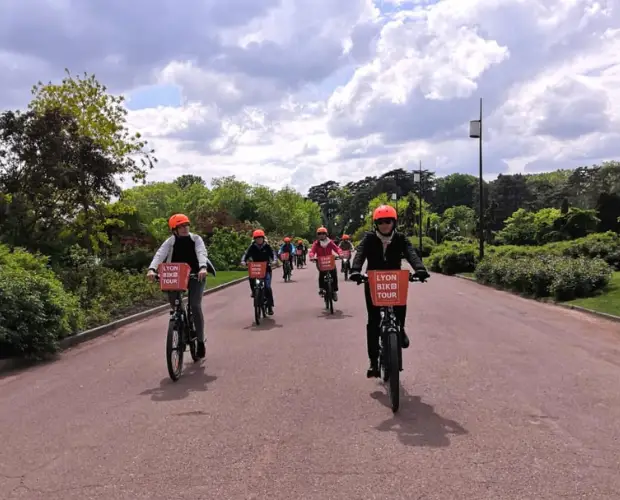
[[278, 237, 296, 278], [295, 239, 306, 267], [338, 234, 355, 273], [147, 213, 215, 359], [241, 229, 277, 315], [349, 205, 430, 378], [309, 227, 343, 301]]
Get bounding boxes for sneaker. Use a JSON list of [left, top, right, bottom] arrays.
[[401, 329, 410, 349], [318, 288, 324, 296], [332, 291, 338, 302], [196, 341, 206, 359], [366, 361, 380, 378], [267, 306, 274, 315]]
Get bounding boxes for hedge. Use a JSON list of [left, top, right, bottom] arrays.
[[428, 232, 620, 275], [474, 255, 612, 301]]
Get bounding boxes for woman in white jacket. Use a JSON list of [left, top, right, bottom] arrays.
[[147, 213, 215, 359]]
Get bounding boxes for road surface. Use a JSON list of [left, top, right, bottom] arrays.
[[1, 265, 620, 499]]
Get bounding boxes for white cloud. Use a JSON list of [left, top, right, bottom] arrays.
[[0, 0, 618, 193]]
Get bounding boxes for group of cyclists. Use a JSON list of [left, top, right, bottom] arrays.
[[147, 204, 430, 379]]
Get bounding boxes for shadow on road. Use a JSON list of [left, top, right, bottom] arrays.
[[139, 362, 217, 402], [316, 310, 353, 320], [243, 318, 283, 332], [372, 389, 468, 447]]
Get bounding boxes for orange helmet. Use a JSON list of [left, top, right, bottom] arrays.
[[297, 239, 303, 244], [342, 234, 350, 240], [316, 226, 328, 235], [373, 205, 397, 221], [252, 229, 265, 239], [168, 213, 190, 230], [284, 237, 291, 243]]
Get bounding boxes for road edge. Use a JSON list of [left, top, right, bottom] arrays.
[[0, 276, 247, 375], [452, 273, 620, 324]]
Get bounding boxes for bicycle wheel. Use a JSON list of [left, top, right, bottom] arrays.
[[254, 287, 262, 325], [166, 319, 184, 381], [325, 280, 334, 314], [387, 332, 400, 412]]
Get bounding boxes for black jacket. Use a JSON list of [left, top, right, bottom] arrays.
[[350, 231, 426, 273], [241, 242, 277, 270]]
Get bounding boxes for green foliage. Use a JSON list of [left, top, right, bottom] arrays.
[[428, 242, 478, 275], [0, 246, 84, 359], [28, 68, 156, 179], [207, 227, 252, 271], [475, 255, 612, 301]]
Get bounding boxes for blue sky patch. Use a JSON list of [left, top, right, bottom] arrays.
[[125, 84, 182, 110]]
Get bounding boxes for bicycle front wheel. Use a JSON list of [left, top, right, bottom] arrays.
[[387, 332, 400, 412], [166, 319, 184, 381]]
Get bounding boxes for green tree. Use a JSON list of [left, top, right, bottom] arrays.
[[28, 69, 156, 181]]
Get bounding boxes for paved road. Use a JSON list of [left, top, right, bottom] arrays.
[[1, 265, 620, 500]]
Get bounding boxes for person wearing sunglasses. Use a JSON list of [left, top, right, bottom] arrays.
[[349, 205, 430, 378], [308, 227, 343, 301]]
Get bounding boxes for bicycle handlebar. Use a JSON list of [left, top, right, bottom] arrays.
[[153, 272, 200, 282], [356, 272, 424, 285]]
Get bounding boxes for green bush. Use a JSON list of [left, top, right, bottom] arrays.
[[475, 255, 612, 300], [103, 247, 153, 272], [0, 256, 84, 359], [409, 236, 436, 257], [207, 227, 252, 271], [428, 242, 478, 275], [428, 232, 620, 275]]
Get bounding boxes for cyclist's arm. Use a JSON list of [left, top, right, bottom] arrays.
[[240, 245, 252, 265], [148, 236, 174, 271], [328, 240, 342, 255], [193, 234, 208, 270], [308, 241, 318, 259]]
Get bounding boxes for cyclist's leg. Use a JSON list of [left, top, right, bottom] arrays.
[[167, 291, 180, 310], [318, 269, 325, 294], [248, 276, 255, 297], [188, 279, 206, 343], [265, 269, 274, 311], [330, 269, 339, 300], [394, 305, 409, 348], [364, 283, 381, 376]]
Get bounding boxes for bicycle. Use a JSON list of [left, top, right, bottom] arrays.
[[295, 250, 304, 269], [312, 254, 341, 314], [280, 252, 292, 282], [357, 270, 424, 412], [247, 260, 269, 325], [154, 263, 202, 382], [341, 250, 351, 281]]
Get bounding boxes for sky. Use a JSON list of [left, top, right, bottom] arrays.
[[0, 0, 618, 194]]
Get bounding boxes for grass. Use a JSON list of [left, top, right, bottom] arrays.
[[459, 272, 475, 278], [564, 272, 620, 317], [206, 270, 247, 289]]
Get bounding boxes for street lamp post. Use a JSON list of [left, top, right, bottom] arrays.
[[413, 160, 423, 253], [391, 193, 398, 227], [469, 97, 484, 260]]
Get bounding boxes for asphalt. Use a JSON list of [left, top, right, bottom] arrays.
[[1, 263, 620, 499]]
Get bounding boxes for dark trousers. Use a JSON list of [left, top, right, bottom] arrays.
[[318, 269, 339, 292], [364, 282, 406, 361], [248, 269, 274, 307]]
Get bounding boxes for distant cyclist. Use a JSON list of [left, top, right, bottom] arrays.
[[309, 227, 343, 301], [349, 205, 429, 378], [338, 234, 354, 273], [147, 214, 216, 359], [241, 229, 277, 315], [295, 239, 306, 267], [278, 237, 296, 278]]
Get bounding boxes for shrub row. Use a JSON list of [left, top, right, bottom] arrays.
[[428, 231, 620, 275], [474, 255, 612, 301]]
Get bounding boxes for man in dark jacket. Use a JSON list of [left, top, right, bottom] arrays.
[[349, 205, 430, 378], [241, 229, 277, 315]]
